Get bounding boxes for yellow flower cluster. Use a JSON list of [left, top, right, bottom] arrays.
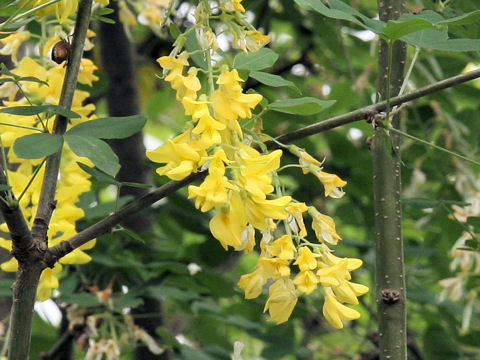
[[20, 0, 109, 24], [0, 36, 100, 300], [146, 0, 368, 327]]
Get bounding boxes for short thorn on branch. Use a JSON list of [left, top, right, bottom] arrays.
[[365, 103, 410, 128], [381, 289, 401, 304]]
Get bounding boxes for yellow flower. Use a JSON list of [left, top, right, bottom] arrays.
[[146, 131, 206, 181], [119, 1, 137, 25], [171, 67, 201, 100], [209, 192, 248, 250], [211, 68, 262, 134], [55, 0, 79, 23], [293, 246, 317, 272], [0, 257, 18, 272], [289, 145, 322, 173], [311, 168, 347, 198], [237, 148, 282, 199], [286, 202, 308, 237], [157, 52, 189, 82], [258, 256, 290, 278], [37, 263, 63, 301], [323, 293, 360, 329], [224, 0, 245, 12], [59, 240, 96, 264], [264, 278, 298, 324], [0, 31, 30, 63], [267, 235, 296, 260], [245, 30, 271, 52], [245, 195, 292, 230], [78, 58, 99, 86], [320, 250, 363, 271], [293, 270, 319, 295], [182, 96, 226, 146], [238, 267, 266, 299], [238, 224, 256, 253], [188, 151, 235, 212], [317, 258, 350, 287], [332, 281, 369, 305], [310, 207, 341, 245]]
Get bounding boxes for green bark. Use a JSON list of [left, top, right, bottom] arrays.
[[373, 1, 407, 359]]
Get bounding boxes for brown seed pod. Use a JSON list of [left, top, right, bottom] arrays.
[[51, 39, 71, 64]]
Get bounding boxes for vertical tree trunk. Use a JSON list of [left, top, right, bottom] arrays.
[[98, 5, 168, 359], [372, 1, 407, 359]]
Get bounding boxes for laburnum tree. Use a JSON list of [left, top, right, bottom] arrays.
[[0, 0, 480, 359]]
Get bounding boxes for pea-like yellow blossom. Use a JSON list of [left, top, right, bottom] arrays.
[[245, 30, 271, 52], [264, 278, 298, 324], [146, 131, 207, 181], [323, 293, 360, 329], [310, 207, 342, 245], [293, 270, 319, 295], [0, 31, 30, 63], [312, 168, 347, 198], [267, 235, 296, 260], [286, 202, 309, 237], [238, 267, 266, 299], [294, 246, 317, 272]]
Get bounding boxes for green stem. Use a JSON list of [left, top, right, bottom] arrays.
[[0, 122, 44, 132], [385, 40, 393, 124], [3, 0, 61, 27], [399, 46, 420, 96], [17, 158, 46, 203], [15, 83, 47, 131], [386, 126, 480, 168]]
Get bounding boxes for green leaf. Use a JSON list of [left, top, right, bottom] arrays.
[[169, 22, 181, 38], [437, 10, 480, 26], [118, 227, 146, 243], [65, 135, 120, 177], [268, 97, 336, 115], [16, 76, 49, 86], [66, 115, 147, 139], [383, 17, 439, 40], [0, 279, 13, 296], [121, 181, 152, 189], [84, 196, 133, 220], [185, 27, 208, 70], [466, 217, 480, 228], [0, 104, 80, 118], [422, 39, 480, 52], [249, 71, 301, 93], [403, 198, 469, 209], [149, 285, 199, 302], [294, 0, 384, 34], [233, 48, 279, 70], [0, 184, 11, 192], [59, 293, 99, 307], [76, 162, 121, 186], [13, 133, 63, 159]]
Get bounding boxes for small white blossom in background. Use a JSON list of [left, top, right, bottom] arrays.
[[232, 341, 244, 360], [188, 262, 202, 275]]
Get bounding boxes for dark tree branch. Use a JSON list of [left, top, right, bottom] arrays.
[[32, 0, 93, 243], [6, 1, 94, 358], [47, 67, 480, 261]]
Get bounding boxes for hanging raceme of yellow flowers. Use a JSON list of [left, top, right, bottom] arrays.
[[0, 20, 100, 300], [147, 0, 369, 328]]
